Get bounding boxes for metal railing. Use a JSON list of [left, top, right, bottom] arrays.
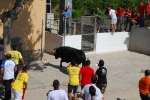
[[45, 16, 130, 35]]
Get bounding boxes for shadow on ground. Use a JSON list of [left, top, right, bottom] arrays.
[[42, 62, 68, 75], [116, 98, 126, 100]]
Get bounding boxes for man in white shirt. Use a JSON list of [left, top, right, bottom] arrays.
[[47, 79, 68, 100], [0, 53, 17, 100], [81, 75, 103, 100], [108, 7, 117, 34]]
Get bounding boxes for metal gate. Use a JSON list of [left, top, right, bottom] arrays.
[[81, 16, 96, 52]]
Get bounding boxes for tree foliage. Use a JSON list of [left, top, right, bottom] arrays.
[[52, 0, 148, 15]]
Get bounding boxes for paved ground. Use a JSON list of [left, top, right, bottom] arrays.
[[2, 51, 150, 100]]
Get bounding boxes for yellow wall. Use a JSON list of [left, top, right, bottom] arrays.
[[0, 0, 45, 51]]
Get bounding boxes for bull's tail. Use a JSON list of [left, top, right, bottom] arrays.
[[81, 51, 86, 67]]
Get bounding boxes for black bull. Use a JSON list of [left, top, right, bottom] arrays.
[[49, 46, 86, 68]]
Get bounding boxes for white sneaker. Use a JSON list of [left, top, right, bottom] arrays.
[[133, 25, 136, 28], [147, 27, 150, 29], [111, 31, 114, 35]]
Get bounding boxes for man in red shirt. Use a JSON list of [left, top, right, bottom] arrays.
[[138, 1, 145, 27], [129, 12, 140, 30], [79, 60, 94, 90], [117, 6, 124, 31], [145, 0, 150, 29], [123, 8, 131, 31]]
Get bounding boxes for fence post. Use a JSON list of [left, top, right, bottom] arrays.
[[94, 17, 97, 52], [73, 22, 76, 35], [63, 17, 66, 46], [57, 20, 59, 34], [81, 16, 83, 34]]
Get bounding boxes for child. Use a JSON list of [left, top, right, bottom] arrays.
[[89, 86, 101, 100]]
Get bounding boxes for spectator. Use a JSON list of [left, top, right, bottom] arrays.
[[79, 60, 94, 90], [107, 7, 117, 34], [95, 60, 107, 100], [145, 0, 150, 29], [47, 79, 68, 100], [117, 5, 124, 31], [11, 65, 28, 100], [123, 8, 131, 31], [81, 75, 103, 100], [89, 86, 101, 100], [5, 45, 25, 78], [138, 1, 145, 27], [94, 7, 103, 33], [0, 39, 4, 66], [129, 12, 140, 30], [66, 60, 80, 100], [131, 8, 136, 17], [61, 6, 72, 35], [139, 70, 150, 100], [0, 53, 17, 100]]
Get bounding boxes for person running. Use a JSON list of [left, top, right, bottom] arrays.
[[0, 54, 17, 100], [79, 60, 94, 90], [95, 60, 107, 100], [138, 1, 145, 27], [81, 75, 103, 100], [139, 70, 150, 100], [94, 7, 103, 33], [47, 79, 68, 100], [66, 60, 80, 100], [11, 65, 28, 100], [107, 7, 117, 34], [5, 45, 25, 78]]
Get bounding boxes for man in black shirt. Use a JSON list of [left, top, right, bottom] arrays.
[[95, 60, 107, 100]]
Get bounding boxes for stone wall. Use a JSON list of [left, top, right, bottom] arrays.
[[23, 50, 41, 62]]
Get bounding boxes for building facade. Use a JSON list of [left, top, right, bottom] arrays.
[[0, 0, 46, 61]]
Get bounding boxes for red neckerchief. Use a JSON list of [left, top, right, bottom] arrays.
[[21, 71, 27, 73]]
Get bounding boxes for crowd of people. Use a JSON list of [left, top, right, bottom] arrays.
[[0, 41, 28, 100], [94, 0, 150, 34], [47, 59, 107, 100]]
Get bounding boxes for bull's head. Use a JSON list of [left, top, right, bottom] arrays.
[[49, 48, 57, 55]]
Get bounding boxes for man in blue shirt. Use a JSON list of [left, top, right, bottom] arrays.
[[61, 6, 71, 35]]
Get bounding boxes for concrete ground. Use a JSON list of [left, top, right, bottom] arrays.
[[24, 51, 150, 100]]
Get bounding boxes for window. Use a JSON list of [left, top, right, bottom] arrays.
[[46, 0, 51, 13]]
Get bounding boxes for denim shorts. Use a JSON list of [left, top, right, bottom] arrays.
[[68, 84, 78, 94]]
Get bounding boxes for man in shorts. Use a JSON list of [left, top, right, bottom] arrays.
[[95, 60, 107, 100], [11, 65, 28, 100], [66, 60, 80, 100], [5, 45, 25, 78], [94, 7, 103, 33], [108, 7, 117, 34], [145, 0, 150, 29]]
